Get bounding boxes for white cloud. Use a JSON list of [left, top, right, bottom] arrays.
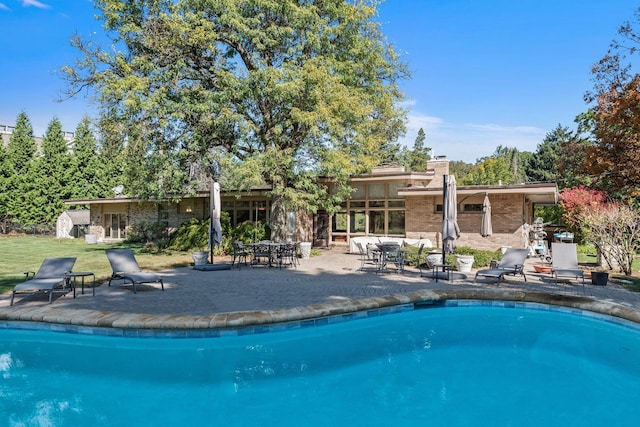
[[21, 0, 50, 9], [0, 3, 10, 10], [397, 108, 546, 163]]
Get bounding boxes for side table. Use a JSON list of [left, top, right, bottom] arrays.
[[432, 263, 452, 282], [67, 272, 96, 297]]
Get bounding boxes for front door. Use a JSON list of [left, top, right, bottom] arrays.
[[313, 211, 329, 247]]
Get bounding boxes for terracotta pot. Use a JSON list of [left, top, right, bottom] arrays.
[[533, 264, 552, 273]]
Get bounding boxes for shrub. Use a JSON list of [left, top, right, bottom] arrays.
[[126, 222, 169, 249], [444, 246, 502, 268], [168, 218, 209, 251]]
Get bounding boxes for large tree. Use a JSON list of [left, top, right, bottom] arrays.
[[30, 118, 75, 223], [64, 0, 408, 239], [526, 124, 570, 184], [585, 7, 640, 198], [0, 138, 12, 232], [6, 112, 36, 225], [407, 128, 431, 172], [68, 117, 103, 200]]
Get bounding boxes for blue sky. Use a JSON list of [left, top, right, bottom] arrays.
[[0, 0, 636, 163]]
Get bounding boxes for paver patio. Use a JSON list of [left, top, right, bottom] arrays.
[[1, 248, 639, 329]]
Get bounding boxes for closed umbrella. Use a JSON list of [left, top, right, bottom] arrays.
[[209, 181, 223, 264], [481, 194, 493, 237], [442, 174, 460, 256]]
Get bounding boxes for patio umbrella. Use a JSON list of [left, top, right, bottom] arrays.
[[209, 180, 223, 264], [442, 174, 460, 256], [481, 193, 493, 237]]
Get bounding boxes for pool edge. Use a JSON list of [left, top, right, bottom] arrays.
[[0, 289, 639, 333]]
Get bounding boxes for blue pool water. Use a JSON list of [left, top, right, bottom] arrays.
[[1, 304, 640, 426]]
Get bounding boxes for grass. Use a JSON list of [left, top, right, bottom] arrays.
[[578, 248, 640, 292], [0, 236, 195, 294]]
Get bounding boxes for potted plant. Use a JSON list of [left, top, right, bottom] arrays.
[[192, 248, 209, 266], [590, 270, 609, 286]]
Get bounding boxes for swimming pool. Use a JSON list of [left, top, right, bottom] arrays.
[[2, 302, 640, 426]]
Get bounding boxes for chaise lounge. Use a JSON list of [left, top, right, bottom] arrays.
[[551, 242, 585, 285], [474, 248, 528, 283], [105, 249, 164, 294], [10, 257, 77, 305]]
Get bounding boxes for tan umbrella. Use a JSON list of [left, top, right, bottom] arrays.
[[442, 174, 460, 255], [481, 194, 493, 237], [209, 181, 222, 263]]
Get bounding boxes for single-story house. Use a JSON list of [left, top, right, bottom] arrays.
[[65, 159, 558, 251], [56, 209, 90, 239]]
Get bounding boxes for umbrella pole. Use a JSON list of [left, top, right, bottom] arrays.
[[442, 174, 448, 263], [210, 179, 214, 265]]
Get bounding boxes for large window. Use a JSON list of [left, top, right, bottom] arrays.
[[332, 182, 406, 241], [368, 210, 385, 234], [333, 211, 347, 232], [349, 210, 366, 233], [222, 200, 270, 226], [387, 211, 405, 234], [104, 213, 127, 239]]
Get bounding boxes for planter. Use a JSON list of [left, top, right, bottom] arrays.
[[533, 264, 552, 274], [299, 242, 312, 260], [455, 255, 474, 273], [192, 251, 209, 266], [591, 271, 609, 286], [425, 252, 443, 269]]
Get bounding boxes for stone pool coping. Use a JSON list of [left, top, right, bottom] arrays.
[[1, 289, 639, 334]]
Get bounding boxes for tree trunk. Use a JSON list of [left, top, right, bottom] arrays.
[[270, 194, 288, 241]]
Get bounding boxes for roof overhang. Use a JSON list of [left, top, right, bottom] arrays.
[[349, 171, 435, 183], [398, 182, 559, 204]]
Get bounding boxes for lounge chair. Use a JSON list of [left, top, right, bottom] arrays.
[[10, 257, 77, 305], [105, 249, 164, 293], [475, 248, 528, 283], [551, 243, 584, 285]]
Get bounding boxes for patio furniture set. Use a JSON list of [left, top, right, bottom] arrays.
[[231, 241, 300, 269]]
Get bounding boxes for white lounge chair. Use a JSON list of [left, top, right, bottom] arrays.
[[10, 257, 76, 305], [105, 249, 164, 293], [475, 248, 528, 283], [551, 243, 585, 285]]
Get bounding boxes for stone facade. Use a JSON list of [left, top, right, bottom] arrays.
[[70, 159, 557, 251]]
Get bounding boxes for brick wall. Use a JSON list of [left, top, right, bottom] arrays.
[[405, 193, 526, 251], [426, 159, 450, 188]]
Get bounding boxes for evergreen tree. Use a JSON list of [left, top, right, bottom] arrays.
[[378, 140, 406, 167], [69, 116, 102, 199], [94, 115, 125, 197], [31, 118, 74, 223], [408, 128, 431, 172], [7, 112, 35, 171], [6, 112, 36, 224], [0, 140, 12, 232], [526, 125, 569, 183]]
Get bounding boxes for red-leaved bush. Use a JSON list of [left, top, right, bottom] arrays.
[[559, 185, 609, 229]]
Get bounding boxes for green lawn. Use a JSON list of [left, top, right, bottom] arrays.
[[0, 236, 194, 294]]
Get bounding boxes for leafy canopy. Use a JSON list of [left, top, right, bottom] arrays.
[[64, 0, 408, 238], [584, 7, 640, 198]]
